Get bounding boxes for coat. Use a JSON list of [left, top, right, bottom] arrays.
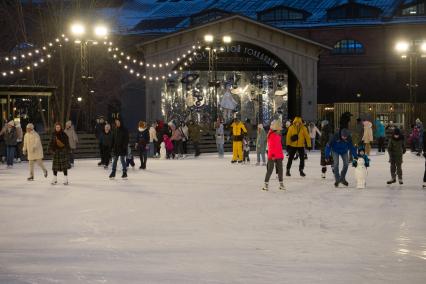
[[256, 128, 267, 153], [230, 121, 247, 141], [374, 119, 385, 138], [100, 131, 113, 148], [267, 130, 284, 160], [4, 127, 17, 146], [308, 125, 321, 139], [388, 135, 405, 164], [22, 131, 44, 161], [188, 123, 202, 142], [64, 126, 79, 150], [111, 126, 129, 156], [49, 131, 70, 172], [362, 121, 373, 144], [170, 127, 183, 141], [286, 117, 311, 148], [149, 126, 158, 143], [320, 124, 333, 166], [325, 133, 357, 158], [136, 128, 150, 150]]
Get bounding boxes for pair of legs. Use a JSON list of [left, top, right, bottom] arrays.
[[101, 146, 111, 166], [243, 150, 250, 162], [257, 150, 265, 164], [332, 151, 349, 183], [15, 142, 23, 161], [389, 160, 402, 181], [6, 145, 16, 166], [364, 143, 371, 155], [377, 137, 386, 152], [29, 159, 47, 178], [139, 149, 147, 169], [217, 143, 224, 157], [53, 169, 68, 176], [69, 149, 75, 165], [232, 141, 243, 162], [111, 155, 127, 174], [265, 159, 283, 182], [286, 147, 305, 173], [192, 141, 200, 157], [311, 138, 316, 150], [173, 140, 184, 157]]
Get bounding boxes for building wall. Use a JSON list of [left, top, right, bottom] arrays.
[[289, 23, 426, 104]]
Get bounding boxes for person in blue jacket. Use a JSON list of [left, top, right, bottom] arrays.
[[375, 119, 386, 153], [325, 128, 357, 187]]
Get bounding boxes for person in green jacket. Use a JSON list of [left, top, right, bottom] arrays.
[[387, 128, 406, 185], [188, 120, 202, 157], [256, 124, 267, 166]]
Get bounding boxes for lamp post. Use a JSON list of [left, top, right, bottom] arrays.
[[356, 92, 362, 119], [395, 40, 426, 125], [204, 34, 232, 121], [70, 22, 108, 131]]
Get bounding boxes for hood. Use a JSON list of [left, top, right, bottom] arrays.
[[293, 117, 302, 125]]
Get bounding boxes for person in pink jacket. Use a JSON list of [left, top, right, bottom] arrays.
[[163, 134, 174, 159], [262, 120, 285, 191]]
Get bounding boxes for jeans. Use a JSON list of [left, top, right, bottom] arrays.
[[332, 151, 349, 182], [148, 142, 155, 157], [217, 143, 224, 157], [257, 151, 265, 163], [6, 145, 16, 166], [112, 155, 127, 173], [377, 137, 385, 152], [265, 159, 283, 182], [287, 147, 305, 171], [311, 138, 316, 150]]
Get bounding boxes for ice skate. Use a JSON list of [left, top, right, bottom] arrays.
[[262, 162, 266, 166], [398, 179, 403, 185], [299, 170, 306, 177], [340, 179, 349, 186], [286, 170, 291, 177], [279, 182, 286, 190], [27, 176, 34, 181], [255, 162, 260, 166], [63, 176, 68, 185], [109, 172, 116, 179], [423, 183, 426, 189], [387, 179, 396, 184], [51, 176, 57, 185], [321, 173, 326, 179], [334, 181, 339, 188], [262, 183, 269, 191], [122, 172, 128, 179], [44, 170, 48, 178]]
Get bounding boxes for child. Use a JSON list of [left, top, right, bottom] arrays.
[[262, 120, 285, 191], [163, 134, 174, 159], [352, 147, 370, 189], [243, 136, 250, 164], [126, 144, 135, 168], [387, 128, 405, 185]]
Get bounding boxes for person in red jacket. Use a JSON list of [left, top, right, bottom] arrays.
[[262, 120, 285, 191]]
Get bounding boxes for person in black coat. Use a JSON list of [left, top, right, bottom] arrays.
[[99, 124, 113, 169], [95, 116, 107, 166], [136, 121, 150, 169], [109, 119, 129, 179]]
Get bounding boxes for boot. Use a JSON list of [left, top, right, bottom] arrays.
[[122, 171, 128, 179], [423, 183, 426, 189], [279, 182, 286, 190], [340, 179, 349, 186], [334, 181, 339, 188], [262, 182, 269, 191], [44, 170, 48, 178], [63, 176, 68, 185], [109, 171, 116, 179], [299, 170, 306, 177], [398, 178, 403, 185], [51, 176, 57, 185], [27, 176, 34, 181], [387, 179, 396, 184], [321, 173, 326, 179], [286, 169, 291, 177]]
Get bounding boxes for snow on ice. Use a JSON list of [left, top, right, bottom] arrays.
[[0, 151, 425, 283]]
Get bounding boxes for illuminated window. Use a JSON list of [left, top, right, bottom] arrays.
[[401, 2, 425, 16], [332, 40, 365, 55]]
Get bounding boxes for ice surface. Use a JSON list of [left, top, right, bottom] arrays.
[[0, 151, 425, 283]]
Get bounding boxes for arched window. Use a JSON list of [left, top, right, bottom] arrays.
[[258, 6, 309, 23], [332, 40, 365, 55]]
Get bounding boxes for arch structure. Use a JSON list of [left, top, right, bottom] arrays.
[[137, 15, 330, 122]]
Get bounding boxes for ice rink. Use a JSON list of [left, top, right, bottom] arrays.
[[0, 151, 425, 283]]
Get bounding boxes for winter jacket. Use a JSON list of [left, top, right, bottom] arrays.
[[95, 122, 106, 139], [256, 128, 267, 153], [111, 126, 129, 156], [4, 127, 17, 146], [374, 119, 385, 138], [22, 130, 44, 161], [136, 128, 150, 150], [16, 125, 23, 142], [286, 117, 311, 148], [99, 131, 113, 148], [362, 121, 373, 144], [49, 131, 70, 153], [170, 126, 183, 141], [320, 124, 333, 151], [149, 126, 158, 143], [215, 124, 224, 144], [308, 125, 321, 139], [188, 123, 202, 142], [388, 135, 405, 164], [181, 125, 189, 141], [267, 130, 284, 160], [163, 136, 174, 152], [325, 133, 357, 158], [64, 126, 79, 150], [230, 121, 247, 141]]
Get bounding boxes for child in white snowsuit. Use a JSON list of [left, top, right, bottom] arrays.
[[352, 147, 370, 189]]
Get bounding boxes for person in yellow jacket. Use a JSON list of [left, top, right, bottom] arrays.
[[230, 117, 247, 163], [286, 117, 311, 176]]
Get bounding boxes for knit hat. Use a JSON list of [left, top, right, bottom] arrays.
[[340, 128, 350, 138], [270, 119, 281, 131], [8, 120, 14, 126], [26, 123, 34, 130], [393, 128, 401, 136], [65, 120, 72, 127], [257, 124, 263, 129]]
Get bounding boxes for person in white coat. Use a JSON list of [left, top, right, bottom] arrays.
[[64, 120, 79, 166], [22, 123, 48, 181], [308, 122, 321, 150], [362, 120, 373, 155], [148, 122, 158, 157]]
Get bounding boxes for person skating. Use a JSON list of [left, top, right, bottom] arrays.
[[308, 122, 321, 150], [362, 120, 373, 155], [230, 116, 247, 163], [170, 121, 184, 159], [262, 120, 285, 191], [49, 122, 71, 185], [99, 124, 112, 169], [188, 120, 202, 157], [109, 119, 129, 179], [415, 118, 424, 156], [387, 128, 405, 185], [163, 134, 174, 159], [95, 116, 106, 166], [148, 122, 158, 158], [3, 120, 17, 168], [64, 120, 78, 167], [423, 130, 426, 189], [242, 136, 250, 164], [15, 122, 23, 163], [136, 121, 149, 169], [256, 124, 266, 166], [325, 128, 357, 187], [215, 118, 225, 158], [319, 120, 333, 179], [285, 117, 311, 177], [22, 123, 48, 181], [375, 119, 386, 153]]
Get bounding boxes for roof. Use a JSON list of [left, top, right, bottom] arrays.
[[98, 0, 426, 35]]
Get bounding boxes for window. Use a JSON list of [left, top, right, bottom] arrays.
[[332, 40, 365, 55], [327, 3, 381, 20], [190, 9, 230, 26], [258, 6, 308, 23], [401, 2, 425, 16]]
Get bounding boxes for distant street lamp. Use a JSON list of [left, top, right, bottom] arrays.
[[395, 39, 426, 124], [356, 93, 362, 119]]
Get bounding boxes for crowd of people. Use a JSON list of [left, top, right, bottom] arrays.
[[1, 115, 426, 190]]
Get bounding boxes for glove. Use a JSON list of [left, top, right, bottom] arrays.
[[352, 160, 358, 167]]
